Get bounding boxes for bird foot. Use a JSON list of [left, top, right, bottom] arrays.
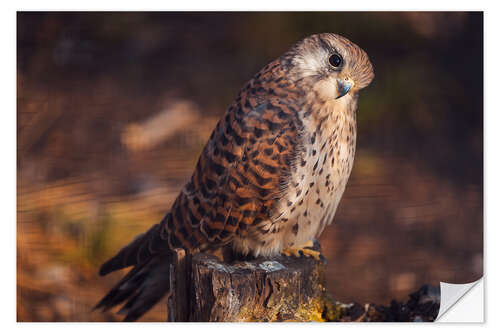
[[281, 240, 327, 264]]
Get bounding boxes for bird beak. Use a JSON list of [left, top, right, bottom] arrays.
[[336, 78, 354, 99]]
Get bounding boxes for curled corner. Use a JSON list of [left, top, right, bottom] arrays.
[[436, 278, 483, 322]]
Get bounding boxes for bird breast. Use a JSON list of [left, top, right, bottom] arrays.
[[235, 98, 357, 257]]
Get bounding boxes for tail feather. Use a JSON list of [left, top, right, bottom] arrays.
[[96, 264, 147, 311], [95, 253, 172, 321], [96, 216, 174, 321]]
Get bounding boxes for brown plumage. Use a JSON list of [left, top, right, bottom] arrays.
[[96, 33, 374, 321]]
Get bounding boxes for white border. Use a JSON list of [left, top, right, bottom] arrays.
[[3, 0, 487, 11], [4, 1, 498, 332]]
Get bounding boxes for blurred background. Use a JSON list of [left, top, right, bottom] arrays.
[[17, 12, 483, 321]]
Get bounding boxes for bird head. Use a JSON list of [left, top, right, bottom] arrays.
[[282, 33, 374, 101]]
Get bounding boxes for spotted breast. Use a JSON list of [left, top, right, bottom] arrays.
[[232, 83, 359, 257]]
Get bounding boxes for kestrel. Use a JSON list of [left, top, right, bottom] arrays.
[[96, 33, 374, 321]]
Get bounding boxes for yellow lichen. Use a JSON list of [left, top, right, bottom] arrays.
[[235, 281, 336, 322]]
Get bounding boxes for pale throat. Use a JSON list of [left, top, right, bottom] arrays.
[[306, 84, 358, 137]]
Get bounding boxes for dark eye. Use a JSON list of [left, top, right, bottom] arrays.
[[328, 54, 343, 68]]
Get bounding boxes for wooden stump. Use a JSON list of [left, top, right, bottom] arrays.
[[166, 244, 334, 322]]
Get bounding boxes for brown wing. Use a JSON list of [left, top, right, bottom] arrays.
[[162, 63, 304, 253], [99, 61, 303, 275]]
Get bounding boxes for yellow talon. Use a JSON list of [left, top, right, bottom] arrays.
[[281, 240, 326, 264], [300, 248, 323, 262]]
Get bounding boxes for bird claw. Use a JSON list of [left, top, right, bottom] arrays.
[[281, 240, 327, 264]]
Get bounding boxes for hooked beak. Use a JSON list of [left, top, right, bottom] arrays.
[[336, 78, 354, 99]]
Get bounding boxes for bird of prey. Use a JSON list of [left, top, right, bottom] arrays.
[[96, 33, 374, 321]]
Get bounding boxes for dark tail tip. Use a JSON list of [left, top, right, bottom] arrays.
[[95, 253, 172, 321], [99, 258, 117, 276]]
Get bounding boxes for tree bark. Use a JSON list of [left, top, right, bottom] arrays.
[[166, 243, 334, 322]]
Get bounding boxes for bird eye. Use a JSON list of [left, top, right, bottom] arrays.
[[328, 54, 343, 68]]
